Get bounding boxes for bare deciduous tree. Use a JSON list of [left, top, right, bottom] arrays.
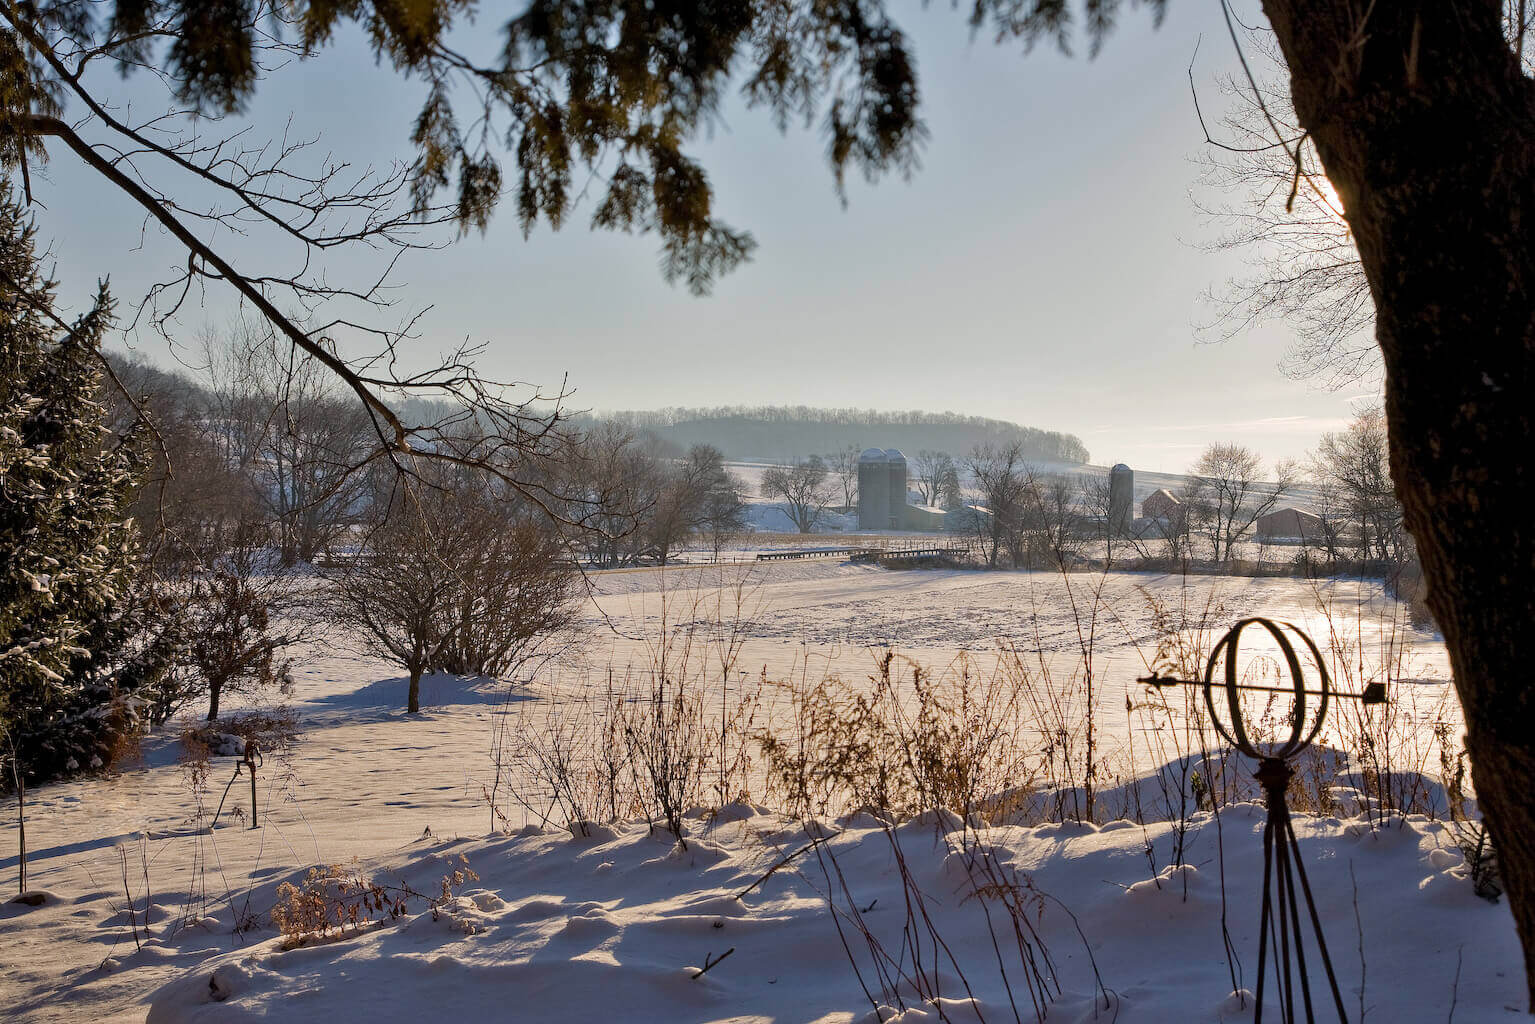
[[1077, 475, 1122, 567], [1025, 474, 1085, 571], [912, 450, 958, 508], [964, 443, 1032, 568], [647, 445, 739, 565], [825, 444, 861, 514], [325, 498, 464, 715], [761, 457, 835, 534], [1197, 14, 1535, 394], [1194, 30, 1379, 389], [1310, 407, 1405, 566], [327, 470, 584, 713], [181, 518, 309, 721], [701, 471, 749, 561], [1185, 443, 1297, 563], [559, 423, 663, 569], [432, 497, 582, 680], [206, 323, 375, 566]]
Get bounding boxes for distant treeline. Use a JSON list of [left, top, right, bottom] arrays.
[[584, 406, 1089, 463]]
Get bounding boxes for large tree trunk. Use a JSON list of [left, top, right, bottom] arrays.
[[1263, 0, 1535, 1007]]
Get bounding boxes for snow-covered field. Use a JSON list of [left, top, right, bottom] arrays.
[[2, 561, 1502, 1023], [584, 562, 1451, 741]]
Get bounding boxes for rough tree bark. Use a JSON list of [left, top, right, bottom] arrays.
[[1262, 0, 1535, 1007], [408, 663, 423, 716]]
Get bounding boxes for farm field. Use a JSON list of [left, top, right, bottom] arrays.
[[0, 560, 1470, 1023]]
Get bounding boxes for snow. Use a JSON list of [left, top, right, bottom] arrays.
[[583, 563, 1451, 745], [0, 563, 1500, 1023], [43, 810, 1521, 1023]]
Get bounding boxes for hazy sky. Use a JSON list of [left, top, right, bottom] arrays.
[[29, 1, 1377, 474]]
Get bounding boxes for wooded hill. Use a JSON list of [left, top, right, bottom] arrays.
[[584, 407, 1089, 463]]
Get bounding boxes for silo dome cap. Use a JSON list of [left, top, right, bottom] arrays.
[[884, 448, 907, 461], [859, 448, 888, 461], [1111, 463, 1131, 472]]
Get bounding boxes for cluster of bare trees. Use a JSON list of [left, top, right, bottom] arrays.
[[962, 443, 1103, 569], [1124, 444, 1297, 568], [1307, 408, 1408, 569], [108, 324, 375, 574], [1184, 445, 1299, 563], [825, 446, 860, 514], [202, 325, 376, 568], [326, 469, 582, 714], [106, 328, 380, 722], [959, 440, 1313, 573], [106, 330, 597, 719], [1122, 418, 1405, 577], [549, 424, 747, 567]]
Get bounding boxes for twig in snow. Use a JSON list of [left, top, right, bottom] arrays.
[[692, 947, 735, 979], [1350, 860, 1367, 1022], [734, 828, 842, 900], [1448, 945, 1463, 1023], [118, 845, 141, 953]]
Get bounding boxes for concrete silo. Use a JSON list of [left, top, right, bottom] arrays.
[[857, 449, 889, 530], [1109, 463, 1134, 536], [885, 449, 908, 530]]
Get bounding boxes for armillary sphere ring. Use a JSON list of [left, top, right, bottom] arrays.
[[1202, 617, 1331, 762]]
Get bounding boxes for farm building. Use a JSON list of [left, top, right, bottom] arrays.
[[903, 504, 950, 531], [857, 447, 959, 530], [1109, 464, 1134, 534], [1141, 488, 1182, 520], [1256, 507, 1324, 541], [857, 448, 911, 529]]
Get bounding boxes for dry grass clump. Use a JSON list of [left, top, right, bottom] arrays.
[[271, 855, 479, 948], [756, 651, 1032, 823], [488, 580, 764, 844]]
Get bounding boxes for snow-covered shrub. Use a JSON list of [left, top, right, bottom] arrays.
[[179, 707, 300, 761]]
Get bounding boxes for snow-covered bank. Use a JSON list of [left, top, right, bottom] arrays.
[[73, 806, 1522, 1023]]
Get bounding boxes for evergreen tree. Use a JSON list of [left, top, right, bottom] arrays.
[[0, 188, 177, 787]]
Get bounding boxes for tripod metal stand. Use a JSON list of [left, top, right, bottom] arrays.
[[1139, 617, 1387, 1024]]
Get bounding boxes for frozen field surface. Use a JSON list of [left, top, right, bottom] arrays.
[[586, 564, 1451, 735], [0, 564, 1477, 1023]]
